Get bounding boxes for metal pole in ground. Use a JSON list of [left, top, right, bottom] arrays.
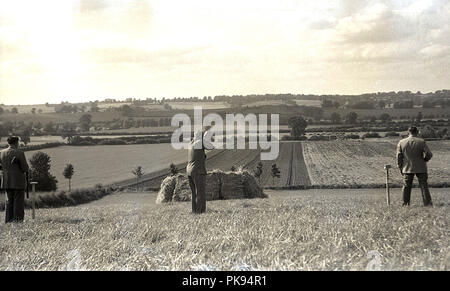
[[30, 182, 38, 219], [384, 165, 391, 205]]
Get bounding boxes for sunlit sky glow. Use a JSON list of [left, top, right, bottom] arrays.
[[1, 0, 449, 105]]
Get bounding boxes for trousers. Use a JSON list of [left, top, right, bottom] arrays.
[[402, 173, 432, 206], [188, 174, 206, 213], [5, 189, 25, 223]]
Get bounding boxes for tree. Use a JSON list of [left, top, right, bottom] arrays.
[[11, 107, 18, 114], [230, 165, 237, 172], [271, 164, 280, 186], [79, 114, 92, 132], [330, 112, 341, 124], [20, 129, 31, 146], [288, 116, 307, 139], [60, 123, 76, 143], [377, 100, 386, 109], [120, 105, 133, 116], [0, 124, 5, 142], [44, 122, 55, 134], [379, 113, 391, 123], [29, 152, 58, 192], [63, 163, 74, 191], [0, 107, 4, 115], [253, 162, 263, 185], [132, 166, 144, 192], [31, 108, 36, 114], [169, 163, 178, 176], [321, 99, 333, 108], [415, 111, 423, 124], [345, 112, 358, 124], [90, 104, 100, 113]]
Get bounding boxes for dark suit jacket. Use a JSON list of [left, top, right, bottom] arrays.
[[186, 142, 207, 176], [0, 147, 29, 190], [396, 136, 432, 174]]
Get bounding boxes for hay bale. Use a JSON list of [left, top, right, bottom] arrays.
[[173, 175, 191, 202], [156, 175, 177, 203], [156, 170, 266, 203], [220, 171, 246, 199], [241, 170, 267, 198], [205, 171, 222, 201]]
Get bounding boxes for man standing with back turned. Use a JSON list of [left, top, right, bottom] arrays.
[[0, 136, 30, 223], [396, 127, 433, 206]]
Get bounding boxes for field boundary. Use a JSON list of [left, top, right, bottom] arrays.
[[265, 182, 450, 190]]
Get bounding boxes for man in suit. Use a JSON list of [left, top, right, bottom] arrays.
[[0, 136, 30, 223], [186, 130, 213, 214], [396, 126, 433, 206]]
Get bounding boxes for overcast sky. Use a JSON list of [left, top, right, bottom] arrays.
[[0, 0, 449, 105]]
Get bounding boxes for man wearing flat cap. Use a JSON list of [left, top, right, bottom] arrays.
[[0, 136, 29, 223]]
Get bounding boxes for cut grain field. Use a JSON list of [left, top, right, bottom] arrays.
[[0, 188, 448, 270], [302, 140, 450, 187]]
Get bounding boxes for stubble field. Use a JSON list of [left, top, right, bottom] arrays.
[[0, 188, 448, 270]]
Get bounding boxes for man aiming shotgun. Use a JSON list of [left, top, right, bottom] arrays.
[[187, 130, 214, 214], [396, 126, 433, 206]]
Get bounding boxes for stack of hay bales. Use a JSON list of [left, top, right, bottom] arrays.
[[205, 170, 222, 200], [220, 171, 245, 199], [172, 174, 191, 202], [156, 175, 177, 203], [156, 170, 266, 204]]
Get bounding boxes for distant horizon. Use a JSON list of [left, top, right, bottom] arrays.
[[1, 88, 450, 106]]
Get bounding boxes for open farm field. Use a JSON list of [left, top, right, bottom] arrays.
[[0, 112, 123, 124], [302, 140, 450, 187], [0, 104, 56, 114], [10, 139, 450, 192], [293, 99, 322, 107], [0, 135, 65, 146], [25, 145, 189, 190], [323, 107, 450, 120], [166, 101, 231, 110], [1, 188, 448, 270]]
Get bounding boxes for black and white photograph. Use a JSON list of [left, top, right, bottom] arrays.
[[0, 0, 449, 277]]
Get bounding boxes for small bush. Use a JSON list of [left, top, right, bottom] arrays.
[[308, 135, 337, 141], [362, 132, 381, 138], [281, 135, 307, 141], [385, 131, 400, 137], [344, 134, 360, 139], [0, 185, 116, 210], [97, 139, 127, 145]]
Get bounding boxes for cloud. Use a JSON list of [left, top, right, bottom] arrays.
[[332, 3, 415, 44], [84, 46, 211, 67], [420, 44, 450, 58], [1, 0, 449, 104], [75, 0, 109, 13]]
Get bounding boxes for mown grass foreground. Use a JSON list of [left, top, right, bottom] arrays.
[[0, 188, 448, 270]]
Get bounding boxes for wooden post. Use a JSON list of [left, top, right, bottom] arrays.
[[384, 165, 391, 205], [30, 182, 38, 219]]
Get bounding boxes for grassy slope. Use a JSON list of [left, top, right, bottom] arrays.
[[0, 188, 448, 270]]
